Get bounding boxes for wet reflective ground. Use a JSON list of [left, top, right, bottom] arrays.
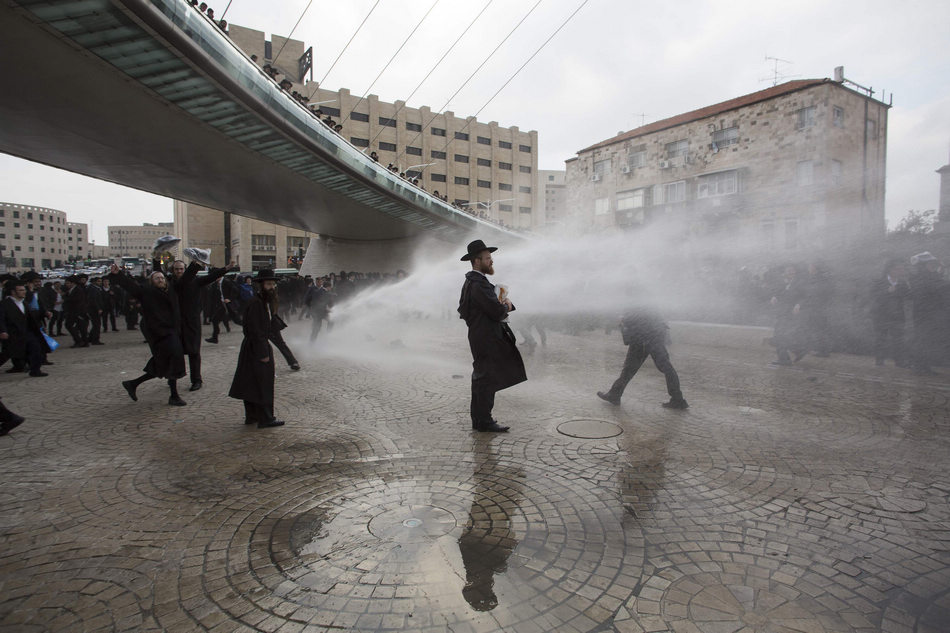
[[0, 320, 948, 632]]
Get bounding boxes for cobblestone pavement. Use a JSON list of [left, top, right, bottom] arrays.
[[1, 318, 948, 632]]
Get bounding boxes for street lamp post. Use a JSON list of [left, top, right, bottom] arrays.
[[463, 198, 516, 222]]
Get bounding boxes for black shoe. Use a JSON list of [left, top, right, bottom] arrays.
[[41, 360, 53, 366], [476, 421, 509, 433], [0, 414, 24, 436], [290, 363, 300, 371], [205, 338, 218, 344], [168, 396, 187, 406], [662, 398, 689, 410], [258, 419, 285, 428], [5, 367, 24, 374], [244, 418, 257, 425], [121, 380, 138, 402], [189, 382, 203, 392], [28, 371, 48, 378], [90, 341, 104, 346], [597, 391, 620, 405]]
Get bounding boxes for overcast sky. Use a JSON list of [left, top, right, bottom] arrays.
[[2, 0, 948, 245]]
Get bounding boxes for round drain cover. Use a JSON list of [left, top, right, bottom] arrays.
[[557, 419, 623, 439], [368, 505, 457, 543]]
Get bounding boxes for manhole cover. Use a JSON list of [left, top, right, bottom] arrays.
[[368, 505, 457, 543], [557, 419, 623, 439]]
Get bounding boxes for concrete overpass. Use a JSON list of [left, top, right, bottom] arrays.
[[0, 0, 522, 247]]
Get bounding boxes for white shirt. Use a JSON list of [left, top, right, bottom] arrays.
[[9, 296, 25, 314]]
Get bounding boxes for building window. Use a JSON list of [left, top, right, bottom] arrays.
[[785, 219, 798, 249], [321, 106, 340, 117], [499, 162, 512, 170], [831, 160, 842, 186], [379, 142, 397, 152], [548, 175, 555, 181], [13, 211, 19, 218], [13, 223, 19, 228], [432, 127, 446, 136], [866, 119, 878, 139], [797, 106, 816, 129], [350, 137, 369, 147], [617, 188, 648, 210], [593, 159, 611, 176], [519, 165, 532, 173], [519, 186, 531, 193], [27, 213, 33, 220], [498, 140, 512, 149], [454, 154, 469, 163], [665, 139, 688, 158], [711, 126, 738, 148], [594, 197, 610, 215], [628, 150, 646, 169], [697, 170, 737, 198], [477, 180, 491, 188], [477, 136, 491, 145], [476, 158, 491, 167], [406, 170, 422, 179], [406, 146, 422, 156], [455, 177, 469, 185], [664, 180, 686, 203], [833, 106, 844, 128], [406, 122, 422, 132], [379, 116, 397, 127], [431, 173, 447, 182], [431, 150, 446, 159], [519, 206, 531, 214], [350, 111, 369, 122], [519, 144, 531, 153], [498, 183, 512, 191], [796, 160, 814, 187], [455, 131, 469, 141]]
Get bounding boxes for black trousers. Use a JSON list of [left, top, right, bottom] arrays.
[[243, 400, 274, 423], [188, 353, 202, 384], [65, 311, 88, 344], [470, 377, 496, 426], [48, 311, 65, 335], [87, 312, 101, 343], [873, 319, 905, 364], [605, 341, 683, 401], [11, 331, 44, 375], [272, 335, 298, 367]]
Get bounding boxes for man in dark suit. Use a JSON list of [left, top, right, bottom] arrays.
[[0, 280, 49, 377], [457, 240, 527, 433], [63, 275, 89, 347], [597, 308, 687, 409], [870, 259, 909, 367], [85, 277, 105, 345]]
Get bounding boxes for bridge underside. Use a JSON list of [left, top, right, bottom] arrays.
[[0, 0, 517, 244]]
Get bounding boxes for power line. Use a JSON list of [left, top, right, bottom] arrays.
[[272, 0, 314, 66], [367, 0, 494, 150], [312, 0, 381, 95], [219, 0, 233, 20], [393, 0, 544, 165], [342, 0, 440, 125]]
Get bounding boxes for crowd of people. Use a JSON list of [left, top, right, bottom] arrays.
[[187, 0, 229, 34]]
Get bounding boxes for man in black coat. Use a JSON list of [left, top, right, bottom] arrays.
[[457, 240, 526, 433], [63, 275, 89, 347], [769, 264, 805, 366], [228, 269, 285, 428], [109, 264, 188, 406], [0, 280, 50, 377], [870, 259, 909, 367], [597, 308, 687, 409], [85, 277, 105, 345], [158, 256, 229, 391], [909, 252, 948, 375]]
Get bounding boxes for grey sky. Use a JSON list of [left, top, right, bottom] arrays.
[[1, 0, 947, 244]]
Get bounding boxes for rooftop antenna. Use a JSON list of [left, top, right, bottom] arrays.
[[760, 55, 797, 86]]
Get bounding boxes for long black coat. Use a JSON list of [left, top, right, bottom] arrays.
[[62, 284, 86, 316], [0, 297, 49, 359], [110, 272, 185, 380], [228, 295, 275, 405], [163, 261, 228, 354], [869, 276, 908, 326], [458, 271, 526, 392]]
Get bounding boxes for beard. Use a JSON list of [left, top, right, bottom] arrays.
[[478, 262, 494, 275]]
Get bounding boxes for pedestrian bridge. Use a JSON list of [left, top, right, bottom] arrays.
[[0, 0, 521, 243]]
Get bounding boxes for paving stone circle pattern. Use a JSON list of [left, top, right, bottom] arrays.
[[1, 319, 948, 632]]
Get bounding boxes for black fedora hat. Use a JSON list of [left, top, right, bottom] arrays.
[[254, 269, 280, 282], [460, 239, 497, 261]]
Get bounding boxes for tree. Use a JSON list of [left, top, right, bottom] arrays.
[[889, 209, 936, 235]]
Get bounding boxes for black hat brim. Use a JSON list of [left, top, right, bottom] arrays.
[[460, 246, 497, 261]]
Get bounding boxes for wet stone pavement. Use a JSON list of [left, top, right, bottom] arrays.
[[0, 318, 948, 632]]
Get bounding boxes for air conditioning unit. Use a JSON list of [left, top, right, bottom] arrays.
[[620, 165, 631, 174], [658, 160, 671, 169], [590, 173, 601, 182]]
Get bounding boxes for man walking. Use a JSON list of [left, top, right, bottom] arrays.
[[457, 240, 526, 433]]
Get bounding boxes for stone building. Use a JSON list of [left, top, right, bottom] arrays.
[[108, 222, 175, 259], [175, 24, 540, 272], [537, 170, 566, 230], [564, 76, 890, 255], [935, 147, 950, 235], [0, 202, 93, 271]]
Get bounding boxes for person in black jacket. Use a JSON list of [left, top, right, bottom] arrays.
[[0, 280, 50, 377], [597, 307, 687, 409], [109, 264, 188, 406], [909, 252, 948, 375], [101, 277, 120, 332], [228, 269, 285, 428], [39, 281, 63, 336], [769, 264, 805, 366], [870, 259, 909, 367], [457, 240, 526, 433], [63, 275, 89, 347], [85, 277, 105, 345]]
